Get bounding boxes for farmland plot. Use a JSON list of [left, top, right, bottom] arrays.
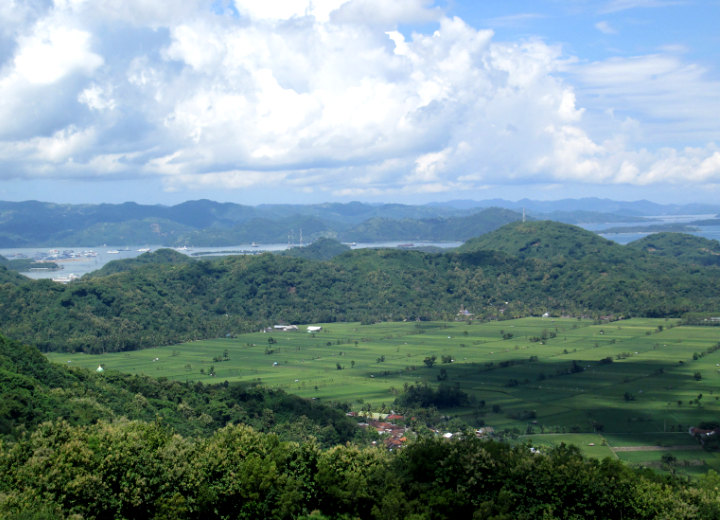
[[48, 317, 720, 472]]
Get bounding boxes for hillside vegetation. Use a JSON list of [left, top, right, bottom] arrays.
[[1, 221, 720, 353], [628, 232, 720, 266], [0, 332, 359, 444]]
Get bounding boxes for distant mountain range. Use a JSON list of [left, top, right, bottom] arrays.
[[429, 198, 720, 216], [0, 198, 718, 247]]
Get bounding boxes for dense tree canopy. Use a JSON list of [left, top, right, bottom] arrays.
[[3, 419, 720, 519], [0, 333, 359, 444]]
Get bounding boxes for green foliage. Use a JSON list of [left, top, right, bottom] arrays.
[[0, 333, 359, 445], [628, 232, 720, 266], [85, 248, 192, 277], [395, 382, 471, 409], [4, 424, 720, 519], [423, 355, 437, 368], [280, 238, 351, 261]]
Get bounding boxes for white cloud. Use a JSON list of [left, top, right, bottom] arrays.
[[233, 0, 342, 22], [594, 21, 617, 34], [572, 54, 720, 144], [13, 23, 102, 85], [600, 0, 685, 14], [162, 169, 289, 191], [483, 13, 546, 28], [0, 125, 96, 171], [78, 84, 116, 111], [0, 0, 717, 201], [331, 0, 441, 25]]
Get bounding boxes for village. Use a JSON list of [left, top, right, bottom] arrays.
[[347, 411, 495, 450]]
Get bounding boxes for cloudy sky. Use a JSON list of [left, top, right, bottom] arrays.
[[1, 0, 719, 206]]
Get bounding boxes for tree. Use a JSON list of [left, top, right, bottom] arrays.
[[423, 355, 437, 368]]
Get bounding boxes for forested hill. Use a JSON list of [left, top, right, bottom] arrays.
[[1, 221, 720, 354], [85, 248, 193, 277], [627, 232, 720, 266], [0, 332, 359, 444], [458, 220, 625, 261]]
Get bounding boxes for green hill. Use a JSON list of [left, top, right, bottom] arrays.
[[0, 261, 43, 281], [86, 248, 193, 277], [458, 220, 626, 261], [280, 238, 351, 261], [0, 332, 358, 443], [628, 232, 720, 266]]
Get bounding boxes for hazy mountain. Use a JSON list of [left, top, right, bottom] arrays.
[[2, 198, 719, 247], [429, 198, 720, 216]]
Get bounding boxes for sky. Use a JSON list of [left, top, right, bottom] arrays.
[[0, 0, 719, 206]]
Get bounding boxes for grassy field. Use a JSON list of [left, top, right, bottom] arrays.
[[47, 317, 720, 473]]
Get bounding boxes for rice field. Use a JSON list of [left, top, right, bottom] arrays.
[[47, 316, 720, 474]]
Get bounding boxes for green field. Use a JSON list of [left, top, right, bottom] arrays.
[[48, 317, 720, 471]]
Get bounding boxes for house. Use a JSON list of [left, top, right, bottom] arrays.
[[270, 325, 299, 332], [367, 418, 409, 450], [307, 326, 322, 333], [689, 426, 720, 447]]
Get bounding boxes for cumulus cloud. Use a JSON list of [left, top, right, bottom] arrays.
[[0, 0, 717, 200]]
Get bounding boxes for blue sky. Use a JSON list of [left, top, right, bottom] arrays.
[[0, 0, 718, 206]]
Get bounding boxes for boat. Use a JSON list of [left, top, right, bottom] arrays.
[[251, 242, 259, 247], [137, 248, 151, 253], [107, 250, 119, 254]]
